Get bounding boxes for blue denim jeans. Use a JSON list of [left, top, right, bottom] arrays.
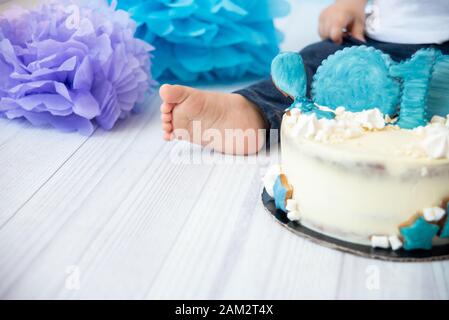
[[235, 36, 449, 137]]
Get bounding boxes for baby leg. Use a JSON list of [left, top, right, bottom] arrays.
[[159, 84, 266, 155], [159, 37, 358, 155]]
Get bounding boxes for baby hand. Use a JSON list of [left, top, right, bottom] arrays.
[[319, 0, 367, 44]]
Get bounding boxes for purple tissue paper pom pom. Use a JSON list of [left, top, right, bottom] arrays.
[[0, 1, 155, 135]]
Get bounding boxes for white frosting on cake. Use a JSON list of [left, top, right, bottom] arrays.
[[287, 107, 386, 143], [286, 108, 449, 161], [263, 164, 281, 198], [415, 116, 449, 159], [281, 110, 449, 246]]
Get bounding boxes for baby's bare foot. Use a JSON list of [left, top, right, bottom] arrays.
[[159, 84, 266, 155]]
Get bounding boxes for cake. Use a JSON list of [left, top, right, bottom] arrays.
[[264, 46, 449, 252]]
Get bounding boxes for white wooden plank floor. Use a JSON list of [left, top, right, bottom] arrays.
[[1, 0, 448, 300], [1, 92, 448, 300]]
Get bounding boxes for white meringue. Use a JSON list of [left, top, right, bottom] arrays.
[[285, 199, 298, 212], [284, 108, 386, 143], [371, 235, 390, 249], [423, 207, 446, 222], [287, 210, 301, 222], [263, 164, 281, 198], [388, 235, 403, 251], [420, 123, 449, 159]]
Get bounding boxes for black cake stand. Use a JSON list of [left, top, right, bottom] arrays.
[[262, 189, 449, 262]]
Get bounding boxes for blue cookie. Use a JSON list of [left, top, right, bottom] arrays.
[[441, 220, 449, 239], [428, 54, 449, 121], [390, 49, 440, 129], [400, 216, 440, 250], [312, 46, 400, 116], [273, 174, 293, 213], [440, 202, 449, 239], [271, 52, 307, 99]]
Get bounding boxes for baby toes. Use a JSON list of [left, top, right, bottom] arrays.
[[161, 112, 172, 123], [163, 131, 173, 141], [162, 122, 173, 133], [160, 102, 175, 114]]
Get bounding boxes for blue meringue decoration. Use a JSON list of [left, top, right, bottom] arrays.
[[114, 0, 290, 83], [312, 46, 400, 116], [272, 53, 335, 119], [390, 49, 438, 129], [272, 46, 449, 129], [428, 54, 449, 120], [271, 52, 307, 98]]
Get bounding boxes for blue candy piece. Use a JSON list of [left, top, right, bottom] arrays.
[[441, 220, 449, 239], [312, 46, 400, 116], [273, 174, 292, 212], [428, 54, 449, 120], [390, 49, 439, 129], [271, 52, 307, 98], [440, 203, 449, 239], [400, 216, 440, 250]]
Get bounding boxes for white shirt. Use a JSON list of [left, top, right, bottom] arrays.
[[365, 0, 449, 44]]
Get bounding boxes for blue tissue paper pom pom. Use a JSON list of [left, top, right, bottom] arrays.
[[114, 0, 290, 83]]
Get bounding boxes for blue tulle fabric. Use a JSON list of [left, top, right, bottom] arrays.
[[114, 0, 290, 83]]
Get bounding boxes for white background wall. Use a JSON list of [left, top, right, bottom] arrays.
[[0, 0, 332, 52], [277, 0, 332, 51]]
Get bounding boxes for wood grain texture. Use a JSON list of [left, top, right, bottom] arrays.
[[0, 0, 448, 300], [0, 118, 90, 226], [1, 96, 448, 299]]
